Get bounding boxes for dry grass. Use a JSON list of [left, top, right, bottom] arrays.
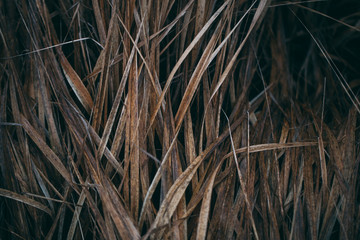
[[0, 0, 359, 239]]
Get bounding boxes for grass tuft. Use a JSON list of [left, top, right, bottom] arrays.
[[0, 0, 359, 239]]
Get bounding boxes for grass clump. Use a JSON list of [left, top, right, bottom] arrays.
[[0, 0, 359, 239]]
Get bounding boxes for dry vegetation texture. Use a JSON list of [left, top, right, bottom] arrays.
[[1, 0, 360, 239]]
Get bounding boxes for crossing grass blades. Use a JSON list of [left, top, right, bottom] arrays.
[[0, 0, 359, 239]]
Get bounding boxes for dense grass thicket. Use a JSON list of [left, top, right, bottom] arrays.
[[0, 0, 359, 239]]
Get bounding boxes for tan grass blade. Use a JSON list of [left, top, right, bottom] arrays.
[[66, 189, 86, 240], [59, 51, 94, 113], [196, 164, 221, 240], [146, 116, 251, 238], [147, 0, 230, 133], [222, 142, 317, 160]]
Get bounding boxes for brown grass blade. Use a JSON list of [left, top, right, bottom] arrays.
[[92, 0, 107, 45], [91, 1, 120, 132], [58, 51, 94, 113], [96, 18, 142, 163], [66, 189, 86, 240], [0, 188, 52, 216], [314, 104, 328, 186], [196, 164, 221, 240], [20, 114, 72, 184], [222, 142, 317, 160], [129, 54, 140, 220], [146, 116, 245, 238], [147, 0, 230, 133]]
